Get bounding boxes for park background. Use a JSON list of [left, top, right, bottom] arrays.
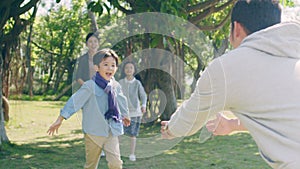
[[1, 0, 299, 168]]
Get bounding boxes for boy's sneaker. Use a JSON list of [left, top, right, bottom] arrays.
[[129, 154, 136, 161]]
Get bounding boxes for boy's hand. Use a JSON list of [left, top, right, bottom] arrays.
[[123, 117, 131, 127], [141, 107, 146, 113], [47, 116, 64, 135]]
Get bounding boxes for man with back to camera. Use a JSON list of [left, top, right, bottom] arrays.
[[161, 0, 300, 168]]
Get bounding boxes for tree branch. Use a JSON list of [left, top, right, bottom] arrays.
[[86, 0, 98, 32], [10, 0, 40, 17], [31, 41, 61, 56], [0, 1, 13, 7], [1, 0, 40, 32], [188, 0, 236, 25], [196, 10, 231, 31], [12, 0, 40, 17], [213, 37, 229, 58], [109, 0, 134, 15], [0, 6, 11, 31], [0, 17, 30, 45], [187, 0, 220, 13]]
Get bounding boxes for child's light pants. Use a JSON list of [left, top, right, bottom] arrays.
[[84, 134, 123, 169]]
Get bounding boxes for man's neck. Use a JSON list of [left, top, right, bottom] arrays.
[[88, 50, 97, 57]]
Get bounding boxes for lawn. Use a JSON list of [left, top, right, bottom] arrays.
[[0, 100, 270, 169]]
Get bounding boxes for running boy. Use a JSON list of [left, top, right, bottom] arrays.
[[48, 48, 130, 169]]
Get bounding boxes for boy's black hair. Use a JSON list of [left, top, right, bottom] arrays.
[[85, 32, 99, 43], [93, 48, 119, 66], [231, 0, 281, 35]]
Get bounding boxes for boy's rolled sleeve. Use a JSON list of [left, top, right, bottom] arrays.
[[60, 83, 92, 120]]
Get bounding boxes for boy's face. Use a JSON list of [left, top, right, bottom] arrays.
[[95, 56, 118, 81]]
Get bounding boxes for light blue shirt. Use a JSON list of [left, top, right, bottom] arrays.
[[60, 79, 129, 137]]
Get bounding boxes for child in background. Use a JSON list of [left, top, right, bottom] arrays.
[[48, 49, 130, 169], [119, 61, 147, 162]]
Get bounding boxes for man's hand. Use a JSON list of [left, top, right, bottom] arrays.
[[161, 121, 176, 139], [206, 113, 240, 136]]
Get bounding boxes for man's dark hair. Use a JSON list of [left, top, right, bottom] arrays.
[[231, 0, 281, 35], [85, 32, 99, 43], [93, 48, 119, 66]]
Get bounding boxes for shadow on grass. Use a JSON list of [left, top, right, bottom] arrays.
[[123, 126, 270, 169], [0, 133, 85, 169], [1, 127, 270, 169]]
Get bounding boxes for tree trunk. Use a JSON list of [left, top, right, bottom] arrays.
[[54, 81, 76, 101], [145, 36, 177, 120], [175, 41, 185, 99], [158, 69, 177, 120], [0, 100, 9, 145], [2, 44, 11, 98], [191, 54, 203, 92], [213, 38, 228, 58], [25, 9, 37, 97], [45, 54, 54, 92], [53, 64, 64, 93], [86, 0, 98, 32], [0, 49, 9, 146]]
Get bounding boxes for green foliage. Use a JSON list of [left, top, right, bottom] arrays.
[[90, 0, 187, 17], [88, 0, 234, 66], [9, 95, 44, 101], [203, 14, 231, 48], [88, 1, 104, 16], [8, 94, 70, 101], [281, 0, 295, 7], [32, 0, 90, 95], [3, 18, 15, 34]]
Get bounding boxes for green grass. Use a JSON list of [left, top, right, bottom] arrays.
[[1, 101, 270, 169]]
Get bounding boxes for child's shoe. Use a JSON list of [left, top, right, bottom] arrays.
[[129, 154, 136, 161]]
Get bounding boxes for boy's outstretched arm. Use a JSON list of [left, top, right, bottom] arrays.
[[47, 116, 65, 135]]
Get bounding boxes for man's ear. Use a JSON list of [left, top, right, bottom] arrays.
[[234, 21, 247, 39], [231, 21, 248, 48], [233, 21, 241, 38]]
